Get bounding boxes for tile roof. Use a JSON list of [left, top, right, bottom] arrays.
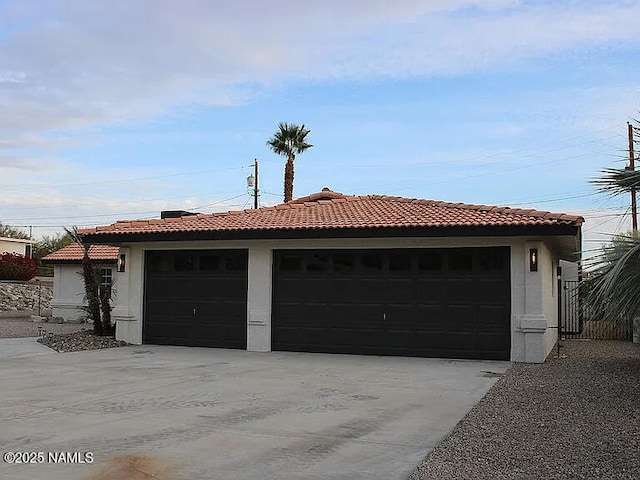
[[78, 189, 583, 239], [42, 243, 119, 263]]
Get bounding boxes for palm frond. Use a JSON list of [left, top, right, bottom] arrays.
[[591, 167, 640, 195], [266, 122, 312, 157], [581, 234, 640, 320]]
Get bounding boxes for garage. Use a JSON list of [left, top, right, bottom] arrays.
[[272, 247, 511, 360], [144, 249, 248, 348]]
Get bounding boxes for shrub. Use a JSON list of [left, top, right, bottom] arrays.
[[0, 253, 37, 281]]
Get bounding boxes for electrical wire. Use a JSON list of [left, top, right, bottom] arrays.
[[1, 165, 248, 192]]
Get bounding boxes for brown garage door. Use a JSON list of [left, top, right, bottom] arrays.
[[144, 250, 248, 348], [272, 247, 510, 360]]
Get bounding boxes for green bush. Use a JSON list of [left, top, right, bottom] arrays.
[[0, 253, 37, 281]]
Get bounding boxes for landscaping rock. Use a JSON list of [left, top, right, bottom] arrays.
[[0, 281, 53, 313], [37, 330, 128, 352]]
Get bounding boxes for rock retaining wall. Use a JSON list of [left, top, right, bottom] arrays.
[[0, 280, 53, 315]]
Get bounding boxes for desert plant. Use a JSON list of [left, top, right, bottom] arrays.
[[66, 228, 103, 335], [0, 253, 37, 281]]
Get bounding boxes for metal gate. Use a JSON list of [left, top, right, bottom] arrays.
[[561, 280, 582, 336], [561, 279, 632, 340]]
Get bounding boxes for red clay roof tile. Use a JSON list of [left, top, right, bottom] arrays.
[[42, 243, 119, 263], [77, 189, 584, 239]]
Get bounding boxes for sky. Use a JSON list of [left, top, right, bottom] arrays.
[[0, 0, 639, 256]]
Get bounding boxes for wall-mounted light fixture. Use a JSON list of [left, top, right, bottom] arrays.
[[117, 253, 126, 273], [529, 248, 538, 272]]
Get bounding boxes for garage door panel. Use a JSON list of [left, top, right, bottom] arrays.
[[388, 279, 417, 302], [359, 278, 389, 300], [446, 332, 476, 351], [331, 278, 361, 302], [415, 330, 446, 349], [448, 305, 477, 330], [477, 305, 509, 329], [146, 277, 198, 298], [416, 279, 446, 301], [416, 304, 446, 328], [273, 248, 510, 360], [144, 250, 247, 349], [477, 331, 510, 350], [475, 278, 510, 300]]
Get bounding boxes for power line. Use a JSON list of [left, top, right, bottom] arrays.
[[3, 193, 249, 222], [1, 165, 247, 192], [0, 190, 243, 211]]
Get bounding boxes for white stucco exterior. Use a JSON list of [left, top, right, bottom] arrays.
[[51, 264, 115, 322], [110, 235, 571, 363], [0, 237, 34, 256]]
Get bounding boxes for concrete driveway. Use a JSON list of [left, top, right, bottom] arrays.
[[0, 340, 509, 480]]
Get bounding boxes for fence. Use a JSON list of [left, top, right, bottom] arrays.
[[561, 279, 633, 340]]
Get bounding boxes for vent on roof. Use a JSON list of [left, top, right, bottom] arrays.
[[160, 210, 199, 219]]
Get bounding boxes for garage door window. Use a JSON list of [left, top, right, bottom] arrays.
[[200, 254, 221, 271], [174, 255, 195, 272], [479, 250, 505, 273], [418, 251, 442, 272], [148, 254, 172, 273], [225, 254, 247, 271], [361, 254, 383, 272], [306, 253, 330, 272], [280, 254, 303, 272], [389, 253, 412, 273], [333, 254, 356, 274], [449, 251, 473, 272]]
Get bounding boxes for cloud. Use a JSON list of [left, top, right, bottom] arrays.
[[0, 0, 639, 211], [1, 1, 638, 140], [0, 154, 47, 171]]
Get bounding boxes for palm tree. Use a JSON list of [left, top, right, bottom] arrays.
[[582, 233, 640, 320], [267, 122, 312, 202], [65, 227, 103, 335], [582, 166, 640, 321]]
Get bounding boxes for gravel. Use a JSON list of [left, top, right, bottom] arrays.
[[409, 340, 640, 480], [0, 317, 127, 352], [0, 317, 87, 338], [36, 329, 128, 352]]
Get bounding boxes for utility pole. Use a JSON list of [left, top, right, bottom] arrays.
[[628, 123, 638, 232], [247, 159, 259, 209], [253, 159, 259, 209]]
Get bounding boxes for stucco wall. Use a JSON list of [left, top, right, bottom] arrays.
[[112, 236, 564, 362], [51, 264, 114, 323], [0, 238, 30, 256]]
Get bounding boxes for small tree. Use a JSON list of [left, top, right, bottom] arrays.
[[0, 222, 29, 239], [66, 228, 102, 335], [34, 232, 74, 276], [267, 122, 313, 202]]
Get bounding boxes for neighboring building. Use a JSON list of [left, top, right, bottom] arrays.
[[42, 244, 120, 322], [0, 236, 35, 257], [78, 189, 583, 363]]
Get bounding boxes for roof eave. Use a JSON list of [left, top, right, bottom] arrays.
[[41, 258, 118, 265], [80, 224, 582, 244]]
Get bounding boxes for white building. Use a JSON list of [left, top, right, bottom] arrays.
[[0, 236, 35, 257], [42, 243, 120, 322], [78, 189, 583, 363]]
